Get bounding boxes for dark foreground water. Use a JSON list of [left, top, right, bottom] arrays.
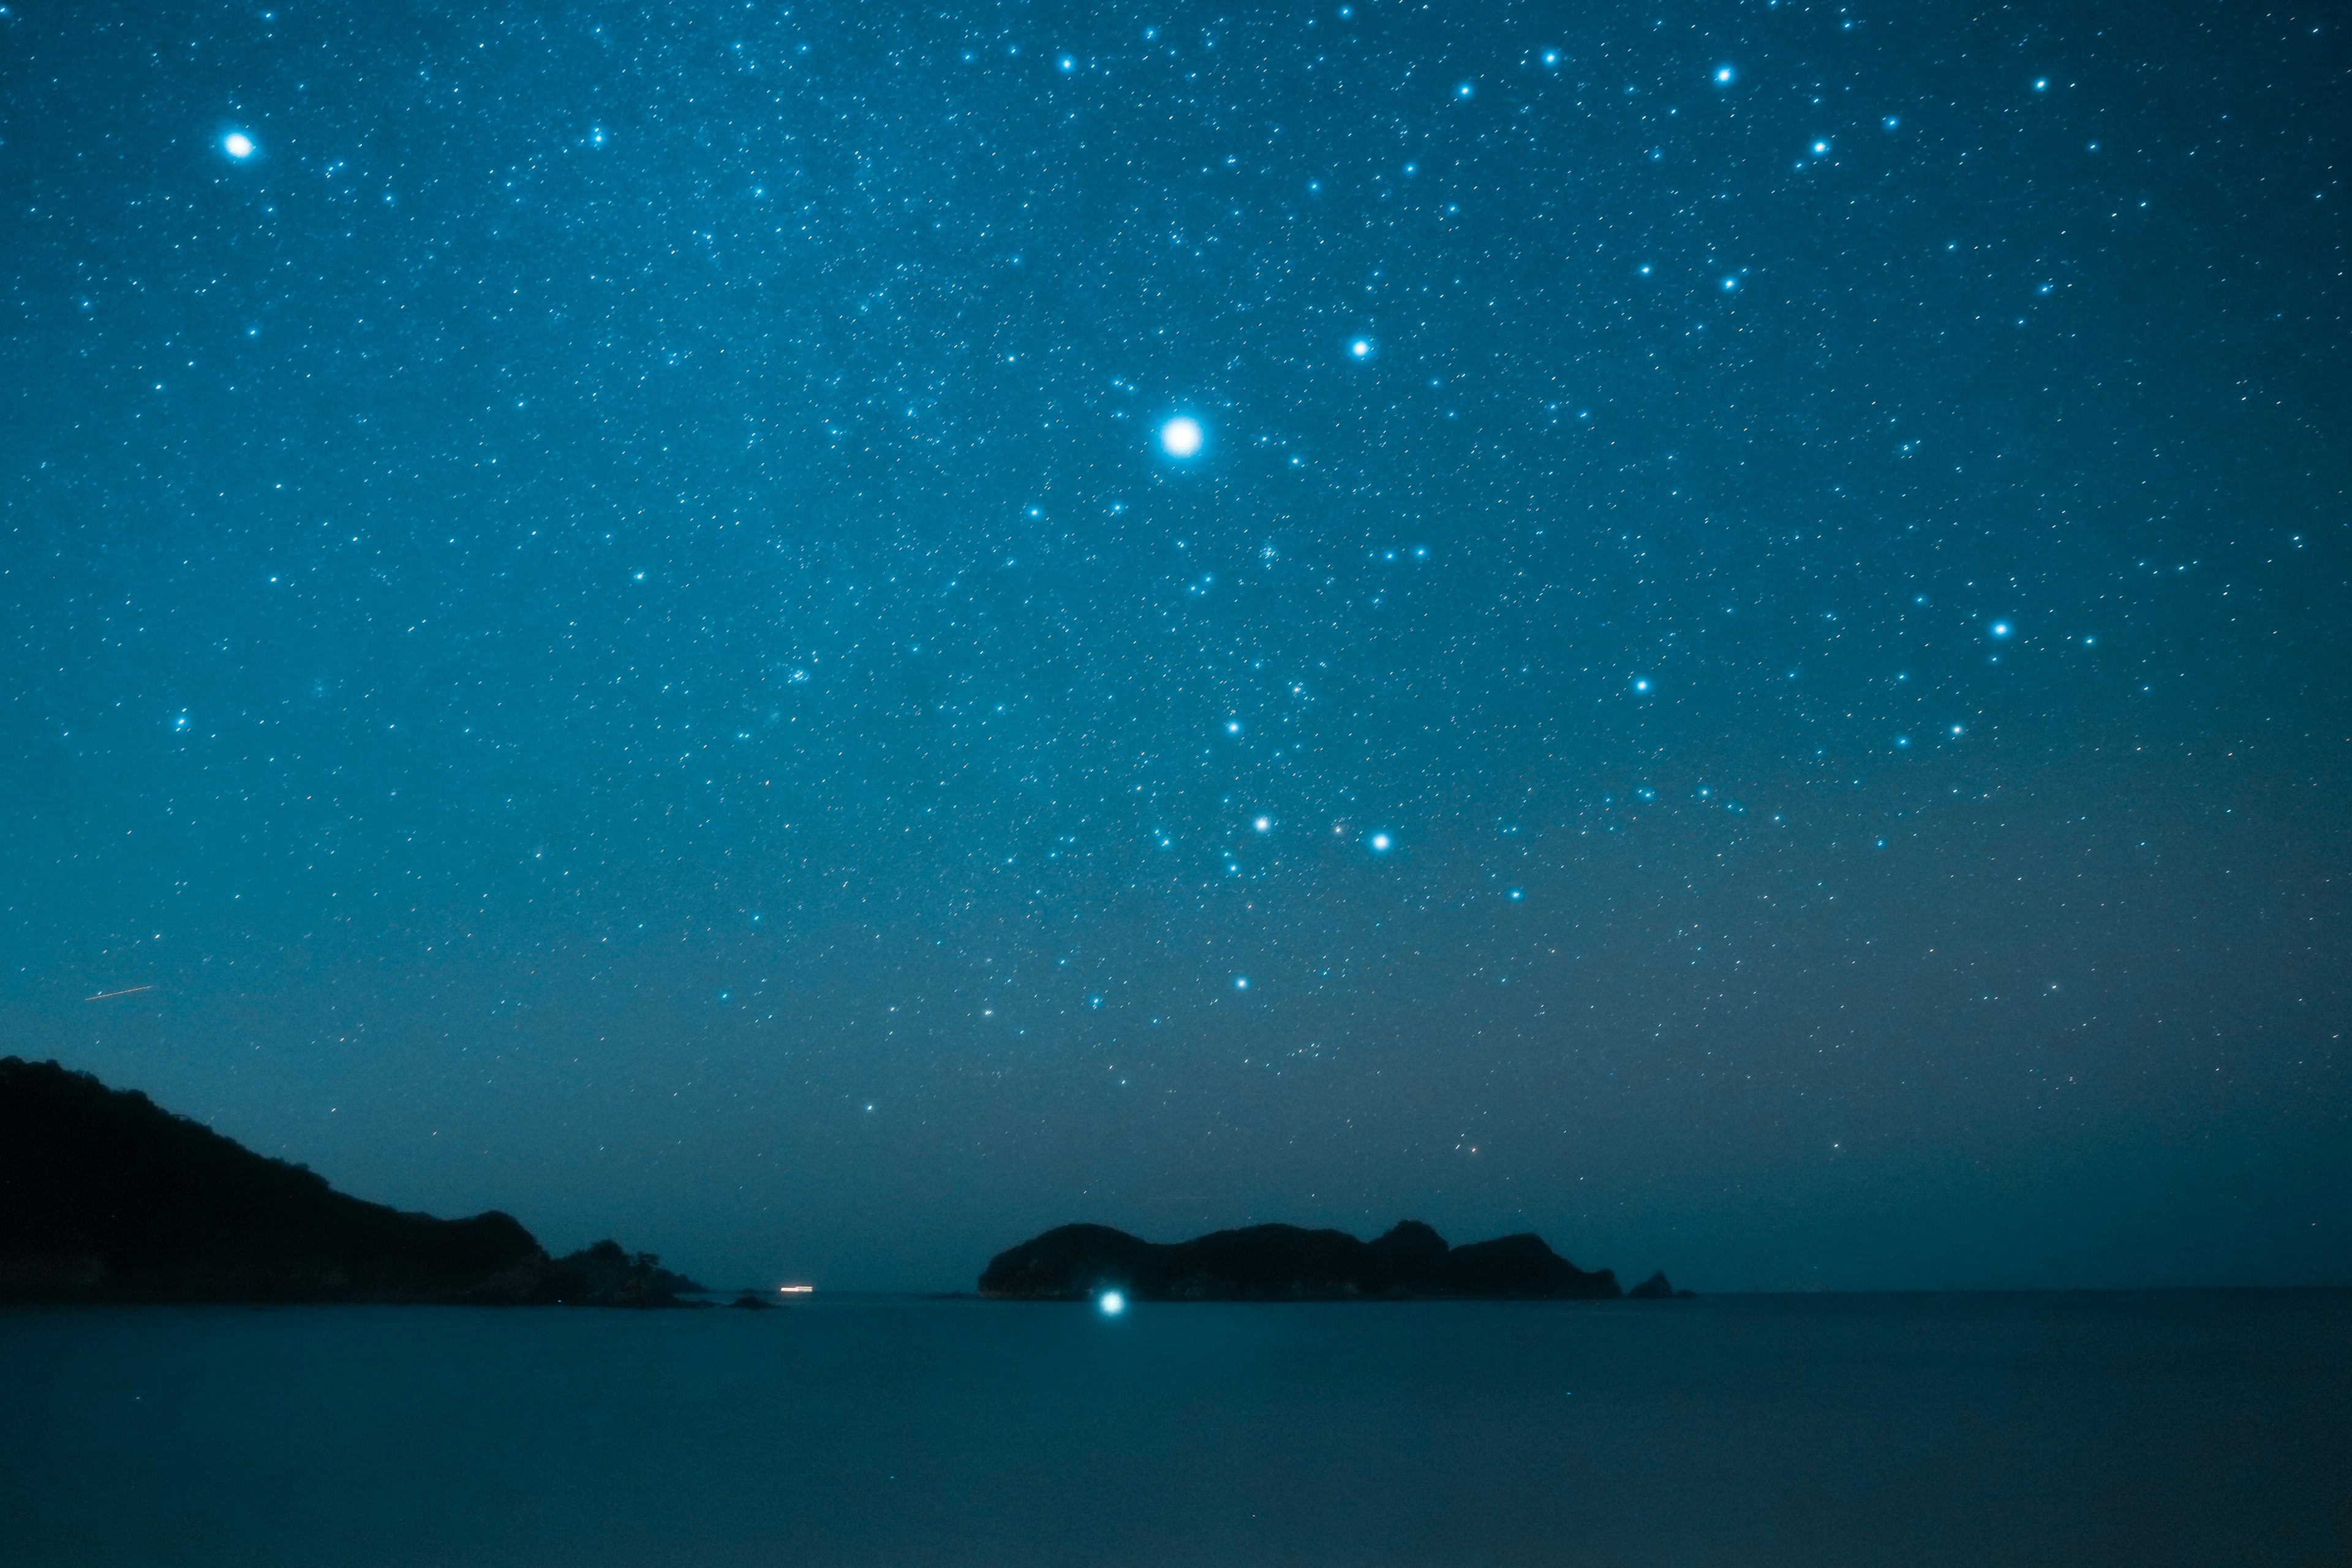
[[3, 1291, 2345, 1566]]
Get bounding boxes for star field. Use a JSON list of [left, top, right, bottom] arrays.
[[3, 0, 2346, 1289]]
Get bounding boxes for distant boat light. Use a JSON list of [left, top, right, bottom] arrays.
[[1099, 1290, 1126, 1315]]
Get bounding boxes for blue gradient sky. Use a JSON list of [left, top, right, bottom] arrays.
[[4, 0, 2345, 1289]]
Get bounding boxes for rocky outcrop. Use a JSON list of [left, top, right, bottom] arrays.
[[469, 1238, 706, 1308], [0, 1057, 698, 1305], [979, 1219, 1624, 1300]]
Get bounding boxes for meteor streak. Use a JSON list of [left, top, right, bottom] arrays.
[[83, 985, 154, 1002]]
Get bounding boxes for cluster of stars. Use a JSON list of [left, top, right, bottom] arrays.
[[5, 0, 2339, 1297]]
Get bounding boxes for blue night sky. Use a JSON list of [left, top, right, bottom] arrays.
[[4, 0, 2345, 1291]]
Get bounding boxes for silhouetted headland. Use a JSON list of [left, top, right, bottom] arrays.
[[0, 1057, 704, 1306], [981, 1220, 1688, 1300]]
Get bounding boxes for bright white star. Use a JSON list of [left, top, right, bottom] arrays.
[[1159, 417, 1204, 457], [224, 132, 255, 159]]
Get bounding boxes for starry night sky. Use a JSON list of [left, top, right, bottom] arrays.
[[5, 1, 2346, 1291]]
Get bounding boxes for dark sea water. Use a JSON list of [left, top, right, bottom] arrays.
[[4, 1291, 2345, 1566]]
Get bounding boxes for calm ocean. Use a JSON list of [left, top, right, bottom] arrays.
[[4, 1291, 2344, 1565]]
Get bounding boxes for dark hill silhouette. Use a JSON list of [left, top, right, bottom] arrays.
[[0, 1057, 701, 1305], [981, 1219, 1638, 1300]]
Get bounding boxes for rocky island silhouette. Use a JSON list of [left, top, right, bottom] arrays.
[[981, 1220, 1687, 1300], [4, 1055, 1693, 1306], [0, 1057, 704, 1306]]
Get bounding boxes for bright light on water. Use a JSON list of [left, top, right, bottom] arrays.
[[1159, 417, 1203, 457], [1098, 1291, 1126, 1315]]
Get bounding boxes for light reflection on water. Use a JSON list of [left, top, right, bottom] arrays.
[[2, 1291, 2345, 1566]]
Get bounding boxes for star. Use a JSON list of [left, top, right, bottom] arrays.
[[223, 132, 255, 159], [1159, 417, 1204, 457]]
